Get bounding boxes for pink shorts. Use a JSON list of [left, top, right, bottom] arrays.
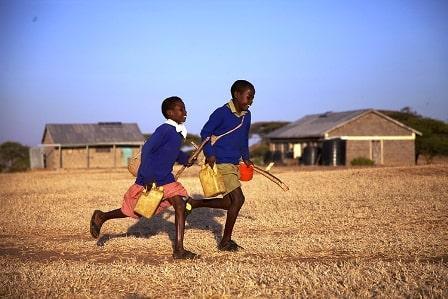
[[121, 182, 189, 219]]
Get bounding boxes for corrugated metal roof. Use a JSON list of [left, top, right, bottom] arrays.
[[266, 109, 370, 139], [42, 122, 145, 145]]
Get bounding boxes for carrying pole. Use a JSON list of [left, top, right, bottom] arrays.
[[175, 137, 210, 180]]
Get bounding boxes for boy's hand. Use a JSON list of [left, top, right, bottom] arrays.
[[205, 155, 216, 168], [185, 157, 197, 167], [243, 159, 254, 166]]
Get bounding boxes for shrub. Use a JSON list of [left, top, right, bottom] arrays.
[[350, 157, 375, 166], [382, 109, 448, 163], [0, 141, 30, 172]]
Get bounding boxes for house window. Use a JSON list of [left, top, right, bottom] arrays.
[[95, 147, 111, 153]]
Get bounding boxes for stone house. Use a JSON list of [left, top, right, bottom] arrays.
[[35, 122, 145, 169], [266, 109, 422, 166]]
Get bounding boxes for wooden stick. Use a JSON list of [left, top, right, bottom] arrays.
[[188, 140, 289, 191], [175, 137, 210, 180], [253, 165, 289, 191]]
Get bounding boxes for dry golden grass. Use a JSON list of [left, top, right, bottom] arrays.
[[1, 164, 447, 298]]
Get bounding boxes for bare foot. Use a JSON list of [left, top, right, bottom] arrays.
[[172, 249, 199, 260], [218, 240, 243, 252], [90, 210, 104, 239]]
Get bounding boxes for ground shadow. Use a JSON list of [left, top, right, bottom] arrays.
[[97, 194, 226, 248]]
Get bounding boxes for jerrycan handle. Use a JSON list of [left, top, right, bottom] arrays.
[[145, 182, 164, 193], [201, 163, 218, 173]]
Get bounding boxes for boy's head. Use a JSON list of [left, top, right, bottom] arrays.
[[161, 96, 187, 124], [230, 80, 255, 112]]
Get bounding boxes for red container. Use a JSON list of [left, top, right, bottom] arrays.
[[239, 162, 254, 181]]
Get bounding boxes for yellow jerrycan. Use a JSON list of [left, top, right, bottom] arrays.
[[134, 183, 164, 218], [199, 164, 226, 197]]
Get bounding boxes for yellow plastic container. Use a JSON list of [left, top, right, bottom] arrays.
[[134, 183, 164, 218], [199, 164, 226, 197]]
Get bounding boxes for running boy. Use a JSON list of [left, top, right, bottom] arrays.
[[90, 96, 197, 259], [189, 79, 255, 251]]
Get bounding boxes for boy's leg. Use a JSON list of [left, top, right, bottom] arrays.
[[90, 208, 127, 239], [168, 195, 198, 259], [219, 187, 245, 249], [187, 196, 231, 210]]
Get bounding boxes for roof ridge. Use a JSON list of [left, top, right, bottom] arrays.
[[266, 108, 412, 139], [46, 122, 138, 126], [42, 123, 145, 145]]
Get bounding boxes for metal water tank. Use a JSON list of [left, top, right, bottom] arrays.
[[322, 139, 346, 166], [302, 146, 318, 165]]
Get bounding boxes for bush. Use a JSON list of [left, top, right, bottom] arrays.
[[250, 121, 290, 137], [382, 109, 448, 163], [251, 156, 264, 165], [350, 157, 375, 166], [0, 141, 30, 172], [250, 143, 269, 165]]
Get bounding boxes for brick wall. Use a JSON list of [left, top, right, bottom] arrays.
[[383, 140, 415, 165], [42, 132, 58, 169], [89, 148, 114, 168], [45, 149, 60, 169], [328, 112, 412, 137], [43, 146, 140, 169], [62, 148, 87, 168], [346, 140, 370, 165], [346, 140, 415, 165], [41, 129, 142, 169]]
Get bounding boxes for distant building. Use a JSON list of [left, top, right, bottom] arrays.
[[266, 109, 422, 166], [31, 122, 145, 169]]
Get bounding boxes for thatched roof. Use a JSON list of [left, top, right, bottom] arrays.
[[266, 109, 421, 139], [42, 122, 145, 146]]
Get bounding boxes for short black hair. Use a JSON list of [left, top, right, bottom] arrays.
[[230, 80, 255, 99], [161, 96, 183, 119]]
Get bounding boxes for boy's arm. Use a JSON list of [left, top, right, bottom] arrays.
[[142, 125, 167, 155], [200, 108, 222, 158], [176, 150, 189, 166], [139, 126, 167, 185], [241, 112, 251, 162]]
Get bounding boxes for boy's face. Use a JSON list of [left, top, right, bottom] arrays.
[[167, 101, 187, 124], [234, 88, 254, 112]]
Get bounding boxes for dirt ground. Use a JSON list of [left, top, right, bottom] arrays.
[[0, 164, 447, 297]]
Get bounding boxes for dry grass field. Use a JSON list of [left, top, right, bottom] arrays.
[[1, 164, 447, 298]]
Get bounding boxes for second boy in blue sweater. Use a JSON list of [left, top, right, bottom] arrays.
[[189, 80, 255, 251]]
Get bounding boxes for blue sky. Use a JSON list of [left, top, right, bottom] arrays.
[[1, 0, 447, 146]]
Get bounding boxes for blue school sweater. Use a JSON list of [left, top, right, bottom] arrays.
[[200, 103, 251, 164], [136, 124, 189, 186]]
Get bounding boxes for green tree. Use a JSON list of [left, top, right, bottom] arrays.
[[250, 121, 290, 137], [0, 142, 30, 172], [249, 121, 290, 165], [143, 133, 201, 147], [184, 133, 202, 147], [382, 109, 448, 163]]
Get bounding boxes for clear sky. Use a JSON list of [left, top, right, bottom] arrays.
[[1, 0, 447, 146]]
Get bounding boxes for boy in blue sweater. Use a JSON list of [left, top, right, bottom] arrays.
[[189, 80, 255, 251], [90, 96, 197, 259]]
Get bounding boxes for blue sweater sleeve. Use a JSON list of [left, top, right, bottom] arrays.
[[200, 108, 223, 157], [241, 112, 251, 160], [139, 126, 167, 185], [176, 150, 189, 165]]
